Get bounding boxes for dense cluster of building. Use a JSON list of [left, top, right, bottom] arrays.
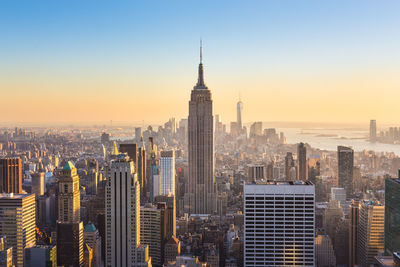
[[0, 51, 400, 267]]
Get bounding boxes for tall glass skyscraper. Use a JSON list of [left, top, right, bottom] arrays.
[[385, 178, 400, 255], [338, 146, 354, 197], [160, 150, 175, 196]]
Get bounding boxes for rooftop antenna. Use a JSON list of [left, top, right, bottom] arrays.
[[200, 38, 203, 63]]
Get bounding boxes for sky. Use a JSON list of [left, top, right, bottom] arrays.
[[1, 0, 400, 126]]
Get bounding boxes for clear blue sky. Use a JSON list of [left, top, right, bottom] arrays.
[[1, 0, 400, 124]]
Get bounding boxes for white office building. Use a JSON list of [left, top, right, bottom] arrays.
[[244, 181, 315, 266], [105, 154, 149, 267], [160, 150, 175, 196]]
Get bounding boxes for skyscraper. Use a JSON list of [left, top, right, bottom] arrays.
[[24, 245, 57, 267], [155, 194, 176, 238], [247, 165, 265, 182], [338, 146, 354, 197], [187, 43, 217, 214], [315, 235, 336, 267], [148, 147, 160, 203], [370, 119, 377, 142], [56, 161, 84, 267], [297, 142, 307, 180], [0, 193, 36, 267], [385, 177, 400, 255], [160, 150, 175, 196], [349, 199, 359, 267], [135, 127, 142, 141], [140, 203, 168, 267], [249, 122, 262, 137], [31, 172, 45, 197], [358, 200, 384, 266], [106, 154, 147, 267], [244, 181, 315, 266], [0, 158, 22, 194], [237, 99, 243, 133], [119, 143, 138, 165], [84, 223, 102, 267], [284, 152, 295, 180], [307, 154, 320, 184], [138, 137, 147, 199]]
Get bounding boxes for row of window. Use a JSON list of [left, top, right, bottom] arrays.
[[245, 197, 314, 200]]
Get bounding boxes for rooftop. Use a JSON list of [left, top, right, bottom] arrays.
[[246, 180, 313, 186], [0, 193, 34, 199], [84, 223, 97, 232], [63, 161, 75, 170]]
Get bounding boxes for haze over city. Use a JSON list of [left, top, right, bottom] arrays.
[[1, 0, 400, 125]]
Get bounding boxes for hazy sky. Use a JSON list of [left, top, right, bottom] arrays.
[[1, 0, 400, 125]]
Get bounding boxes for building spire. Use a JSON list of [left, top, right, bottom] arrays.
[[200, 38, 202, 63], [195, 39, 207, 89]]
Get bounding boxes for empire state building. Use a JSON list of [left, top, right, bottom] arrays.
[[187, 44, 217, 214]]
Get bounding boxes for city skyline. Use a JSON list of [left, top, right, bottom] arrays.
[[1, 1, 400, 124]]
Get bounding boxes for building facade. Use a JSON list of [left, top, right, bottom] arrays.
[[349, 199, 359, 267], [154, 194, 176, 237], [31, 172, 45, 197], [160, 150, 175, 196], [370, 119, 377, 142], [247, 165, 265, 182], [56, 161, 84, 267], [338, 146, 354, 197], [297, 142, 307, 180], [105, 154, 142, 267], [358, 200, 384, 266], [244, 181, 315, 266], [385, 178, 400, 255], [140, 203, 167, 267], [0, 193, 36, 267], [0, 158, 22, 194]]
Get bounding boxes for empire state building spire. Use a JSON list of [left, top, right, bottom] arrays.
[[187, 42, 217, 214], [195, 40, 207, 89]]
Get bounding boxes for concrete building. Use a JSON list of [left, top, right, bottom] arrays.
[[105, 154, 147, 267], [315, 235, 336, 267], [140, 203, 167, 267], [244, 181, 315, 266], [247, 165, 265, 182], [0, 193, 36, 267]]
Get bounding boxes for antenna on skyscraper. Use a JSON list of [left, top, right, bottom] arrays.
[[200, 38, 203, 63]]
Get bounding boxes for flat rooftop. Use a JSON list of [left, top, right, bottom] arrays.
[[246, 180, 313, 186], [0, 193, 33, 199]]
